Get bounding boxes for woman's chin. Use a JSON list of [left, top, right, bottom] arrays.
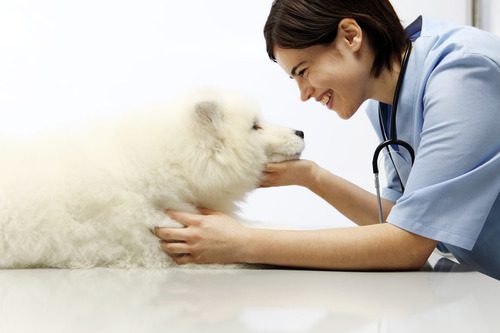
[[334, 109, 354, 120]]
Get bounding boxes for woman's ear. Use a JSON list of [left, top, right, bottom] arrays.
[[337, 18, 363, 52]]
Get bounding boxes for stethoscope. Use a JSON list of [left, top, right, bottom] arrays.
[[372, 40, 415, 224]]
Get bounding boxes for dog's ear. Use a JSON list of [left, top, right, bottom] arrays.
[[194, 100, 223, 131]]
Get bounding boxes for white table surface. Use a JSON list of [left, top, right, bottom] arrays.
[[1, 252, 499, 333]]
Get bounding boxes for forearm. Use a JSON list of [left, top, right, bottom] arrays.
[[306, 164, 393, 226], [243, 223, 436, 270]]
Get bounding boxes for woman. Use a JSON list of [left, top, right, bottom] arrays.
[[154, 0, 500, 280]]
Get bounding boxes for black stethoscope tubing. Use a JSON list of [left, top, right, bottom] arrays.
[[372, 40, 416, 224]]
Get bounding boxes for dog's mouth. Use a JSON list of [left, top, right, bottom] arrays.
[[267, 152, 302, 163]]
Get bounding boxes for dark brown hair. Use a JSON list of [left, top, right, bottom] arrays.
[[263, 0, 407, 77]]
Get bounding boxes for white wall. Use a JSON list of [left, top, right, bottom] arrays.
[[0, 1, 479, 229], [477, 0, 500, 35], [393, 0, 470, 26]]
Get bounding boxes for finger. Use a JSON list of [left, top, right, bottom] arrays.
[[160, 240, 190, 255], [197, 207, 221, 215], [263, 163, 281, 173], [165, 210, 202, 226], [172, 254, 194, 265], [259, 173, 278, 187], [259, 180, 271, 188], [155, 227, 189, 242], [259, 176, 272, 187]]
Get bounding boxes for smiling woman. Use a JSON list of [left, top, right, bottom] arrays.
[[266, 0, 409, 119]]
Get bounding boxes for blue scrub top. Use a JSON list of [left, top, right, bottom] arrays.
[[366, 16, 500, 280]]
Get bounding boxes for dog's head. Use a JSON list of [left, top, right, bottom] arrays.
[[190, 89, 305, 162], [175, 88, 305, 209]]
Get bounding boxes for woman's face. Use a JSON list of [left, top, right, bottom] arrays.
[[274, 20, 377, 119]]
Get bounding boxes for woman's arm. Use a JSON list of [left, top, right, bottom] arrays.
[[155, 209, 437, 270], [243, 223, 436, 270], [262, 160, 394, 226], [154, 160, 437, 269]]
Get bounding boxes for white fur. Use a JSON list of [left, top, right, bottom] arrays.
[[0, 88, 304, 268]]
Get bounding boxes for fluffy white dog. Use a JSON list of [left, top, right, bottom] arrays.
[[0, 88, 304, 268]]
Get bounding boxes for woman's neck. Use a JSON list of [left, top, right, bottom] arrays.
[[371, 60, 402, 105]]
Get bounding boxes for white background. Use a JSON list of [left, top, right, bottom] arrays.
[[0, 0, 494, 229]]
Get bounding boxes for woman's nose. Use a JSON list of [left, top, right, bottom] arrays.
[[297, 80, 313, 102]]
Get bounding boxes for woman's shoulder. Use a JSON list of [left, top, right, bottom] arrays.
[[418, 16, 500, 65]]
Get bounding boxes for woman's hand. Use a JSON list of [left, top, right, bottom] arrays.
[[154, 208, 251, 265], [260, 159, 318, 188]]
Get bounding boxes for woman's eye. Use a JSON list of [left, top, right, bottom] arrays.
[[298, 68, 307, 78]]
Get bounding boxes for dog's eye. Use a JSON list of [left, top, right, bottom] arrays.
[[252, 122, 262, 130]]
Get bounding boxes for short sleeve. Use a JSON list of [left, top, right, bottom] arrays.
[[387, 52, 500, 250]]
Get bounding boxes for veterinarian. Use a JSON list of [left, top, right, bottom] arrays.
[[155, 0, 500, 280]]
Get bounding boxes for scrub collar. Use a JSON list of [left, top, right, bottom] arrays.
[[405, 16, 423, 41]]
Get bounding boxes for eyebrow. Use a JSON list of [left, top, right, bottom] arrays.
[[290, 61, 307, 78]]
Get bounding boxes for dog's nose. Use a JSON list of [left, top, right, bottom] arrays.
[[295, 130, 304, 139]]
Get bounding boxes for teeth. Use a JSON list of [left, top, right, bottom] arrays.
[[320, 92, 332, 105], [320, 95, 329, 105]]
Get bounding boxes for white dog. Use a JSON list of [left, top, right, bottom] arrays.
[[0, 88, 304, 268]]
